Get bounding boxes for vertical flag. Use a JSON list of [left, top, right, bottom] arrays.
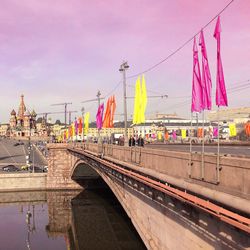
[[96, 103, 104, 129], [214, 16, 228, 107], [66, 129, 69, 140], [213, 127, 218, 137], [110, 95, 116, 128], [133, 76, 141, 124], [245, 122, 250, 136], [74, 118, 78, 136], [172, 130, 177, 140], [84, 112, 90, 135], [199, 29, 212, 110], [72, 123, 75, 137], [78, 117, 83, 135], [191, 37, 203, 113], [103, 98, 111, 128], [229, 123, 236, 137], [181, 129, 187, 139], [69, 126, 72, 138]]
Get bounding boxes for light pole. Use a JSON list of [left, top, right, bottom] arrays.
[[119, 61, 129, 146], [96, 90, 101, 143]]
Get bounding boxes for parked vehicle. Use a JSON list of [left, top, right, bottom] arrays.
[[2, 165, 20, 172], [21, 165, 29, 171], [29, 166, 43, 173]]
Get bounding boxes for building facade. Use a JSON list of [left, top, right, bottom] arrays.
[[9, 95, 37, 137]]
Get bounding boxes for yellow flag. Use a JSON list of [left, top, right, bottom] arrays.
[[181, 129, 186, 139], [72, 123, 75, 137], [157, 132, 162, 140], [66, 129, 69, 139], [229, 123, 236, 136], [133, 76, 141, 124], [84, 112, 90, 135], [141, 74, 147, 123]]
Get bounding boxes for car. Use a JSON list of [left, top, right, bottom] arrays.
[[29, 166, 43, 173], [21, 165, 29, 171], [14, 142, 20, 146], [2, 165, 20, 172]]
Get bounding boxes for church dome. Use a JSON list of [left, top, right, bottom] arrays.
[[24, 110, 30, 116], [11, 109, 16, 116], [31, 109, 37, 117]]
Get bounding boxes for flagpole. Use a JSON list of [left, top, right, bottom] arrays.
[[189, 112, 193, 177], [216, 106, 220, 183], [201, 110, 205, 180]]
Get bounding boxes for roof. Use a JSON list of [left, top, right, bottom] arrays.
[[11, 109, 16, 116], [31, 109, 37, 116]]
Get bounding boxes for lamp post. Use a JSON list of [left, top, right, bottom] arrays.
[[119, 61, 129, 146], [96, 90, 101, 143]]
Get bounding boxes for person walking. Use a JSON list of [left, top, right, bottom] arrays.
[[129, 135, 135, 146], [137, 135, 144, 147]]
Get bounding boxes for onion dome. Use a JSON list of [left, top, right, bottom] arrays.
[[11, 109, 16, 116], [31, 109, 37, 117], [24, 110, 31, 116]]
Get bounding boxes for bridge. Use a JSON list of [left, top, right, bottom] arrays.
[[47, 143, 250, 250]]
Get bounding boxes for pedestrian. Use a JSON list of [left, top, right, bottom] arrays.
[[129, 135, 135, 146], [137, 134, 144, 147]]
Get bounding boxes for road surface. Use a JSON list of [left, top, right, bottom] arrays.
[[0, 138, 47, 171], [145, 143, 250, 157]]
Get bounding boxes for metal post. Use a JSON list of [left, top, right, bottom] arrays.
[[216, 107, 220, 183], [123, 70, 128, 145], [69, 111, 71, 125], [189, 112, 193, 177], [32, 143, 34, 173], [65, 103, 67, 126], [119, 61, 129, 146], [201, 111, 205, 180]]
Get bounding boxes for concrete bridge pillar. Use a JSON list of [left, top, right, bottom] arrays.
[[47, 144, 82, 190]]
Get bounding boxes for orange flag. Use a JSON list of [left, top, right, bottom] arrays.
[[110, 95, 116, 128], [103, 97, 111, 128], [69, 126, 72, 138], [78, 117, 83, 134]]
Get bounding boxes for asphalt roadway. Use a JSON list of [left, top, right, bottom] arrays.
[[0, 137, 47, 172], [145, 143, 250, 157]]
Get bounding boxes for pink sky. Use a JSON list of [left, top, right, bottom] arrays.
[[0, 0, 250, 122]]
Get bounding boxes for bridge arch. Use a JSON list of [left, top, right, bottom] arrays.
[[70, 159, 107, 189]]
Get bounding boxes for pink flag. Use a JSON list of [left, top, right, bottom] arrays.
[[214, 16, 228, 107], [96, 103, 104, 130], [213, 127, 218, 137], [74, 118, 78, 135], [199, 29, 212, 110], [191, 37, 203, 113]]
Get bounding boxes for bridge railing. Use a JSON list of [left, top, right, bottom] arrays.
[[71, 142, 250, 200]]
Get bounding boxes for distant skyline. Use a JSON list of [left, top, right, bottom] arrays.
[[1, 0, 250, 123]]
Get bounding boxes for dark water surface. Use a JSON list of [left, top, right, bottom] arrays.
[[0, 189, 146, 250]]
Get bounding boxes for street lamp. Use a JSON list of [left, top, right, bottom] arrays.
[[119, 61, 129, 146]]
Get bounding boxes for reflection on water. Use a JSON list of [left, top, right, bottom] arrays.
[[0, 190, 145, 250]]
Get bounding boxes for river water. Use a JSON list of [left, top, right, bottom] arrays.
[[0, 189, 146, 250]]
